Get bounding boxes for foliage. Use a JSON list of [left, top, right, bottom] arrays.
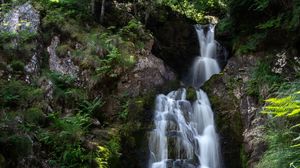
[[234, 33, 267, 55], [76, 30, 136, 86], [107, 134, 121, 166], [262, 91, 300, 143], [118, 19, 152, 47], [24, 107, 45, 124], [258, 81, 300, 167], [38, 112, 92, 167], [257, 128, 300, 168], [10, 60, 25, 72], [0, 30, 37, 59], [94, 146, 111, 168], [246, 60, 283, 100], [46, 72, 90, 109], [78, 97, 104, 115], [263, 94, 300, 117], [159, 0, 227, 23], [0, 80, 43, 109], [227, 0, 300, 54], [37, 0, 90, 17], [0, 134, 33, 159], [118, 100, 129, 120]]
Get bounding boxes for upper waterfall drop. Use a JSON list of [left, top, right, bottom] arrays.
[[191, 24, 221, 87], [148, 24, 223, 168]]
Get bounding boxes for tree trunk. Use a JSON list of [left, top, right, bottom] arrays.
[[144, 1, 151, 25], [100, 0, 106, 23], [91, 0, 95, 15], [1, 0, 4, 4]]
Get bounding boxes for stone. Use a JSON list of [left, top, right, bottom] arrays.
[[118, 53, 176, 97], [203, 53, 267, 168], [25, 53, 39, 83], [147, 6, 198, 78], [0, 3, 41, 83], [0, 2, 40, 33], [48, 36, 79, 77]]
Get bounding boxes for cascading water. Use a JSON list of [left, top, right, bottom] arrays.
[[191, 24, 221, 87], [148, 24, 223, 168]]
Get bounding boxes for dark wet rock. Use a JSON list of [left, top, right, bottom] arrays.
[[147, 6, 198, 78], [203, 54, 267, 168]]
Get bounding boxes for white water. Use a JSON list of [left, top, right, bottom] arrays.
[[192, 24, 221, 87], [148, 24, 222, 168]]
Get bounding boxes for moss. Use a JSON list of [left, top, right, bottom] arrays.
[[186, 87, 197, 101], [203, 73, 245, 168], [10, 60, 25, 72], [56, 43, 73, 57], [127, 90, 156, 122], [24, 107, 45, 124], [240, 145, 248, 168]]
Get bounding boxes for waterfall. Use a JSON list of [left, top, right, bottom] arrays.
[[148, 24, 223, 168], [192, 24, 221, 87]]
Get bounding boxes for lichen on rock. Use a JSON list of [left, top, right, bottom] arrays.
[[47, 36, 79, 77], [0, 2, 40, 33]]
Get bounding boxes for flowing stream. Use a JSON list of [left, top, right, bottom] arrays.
[[148, 24, 223, 168]]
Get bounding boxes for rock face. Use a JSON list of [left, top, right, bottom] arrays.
[[147, 6, 198, 78], [0, 2, 40, 33], [105, 40, 176, 168], [118, 52, 176, 97], [0, 2, 41, 83], [47, 36, 79, 77], [203, 54, 267, 168]]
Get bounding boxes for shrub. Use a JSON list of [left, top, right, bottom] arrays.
[[246, 59, 283, 100], [0, 80, 43, 108], [257, 128, 300, 168], [24, 107, 45, 124], [78, 97, 104, 115], [38, 112, 92, 167], [259, 84, 300, 167], [94, 146, 111, 168], [10, 60, 25, 72]]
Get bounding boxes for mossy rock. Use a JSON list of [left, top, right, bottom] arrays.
[[56, 43, 73, 57], [5, 135, 32, 159], [24, 107, 46, 124], [186, 87, 197, 101]]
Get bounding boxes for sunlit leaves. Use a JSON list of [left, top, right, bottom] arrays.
[[253, 0, 270, 11], [263, 94, 300, 117], [159, 0, 226, 23], [262, 91, 300, 158]]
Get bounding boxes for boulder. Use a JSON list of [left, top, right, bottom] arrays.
[[117, 53, 176, 97]]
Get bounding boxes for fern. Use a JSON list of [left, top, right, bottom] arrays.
[[261, 90, 300, 166]]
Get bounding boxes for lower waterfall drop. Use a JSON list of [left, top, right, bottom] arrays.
[[148, 24, 223, 168]]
